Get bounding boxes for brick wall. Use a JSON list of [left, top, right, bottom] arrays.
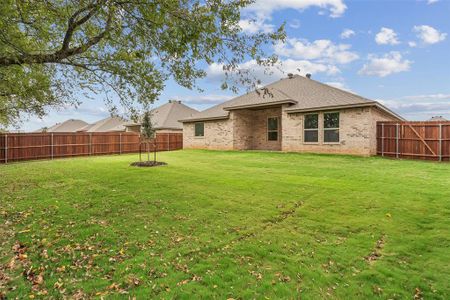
[[183, 105, 400, 156], [246, 107, 282, 151], [369, 107, 399, 155], [282, 106, 398, 156], [232, 110, 253, 150], [183, 118, 234, 150]]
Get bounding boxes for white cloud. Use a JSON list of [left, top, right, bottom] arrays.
[[207, 37, 358, 86], [245, 0, 347, 19], [14, 103, 111, 132], [408, 41, 417, 47], [399, 93, 450, 100], [340, 29, 355, 39], [239, 1, 347, 37], [378, 93, 450, 120], [239, 19, 274, 34], [207, 58, 340, 86], [280, 59, 340, 75], [274, 38, 359, 64], [289, 19, 301, 29], [325, 81, 353, 92], [375, 27, 400, 45], [359, 52, 411, 77], [413, 25, 447, 44], [427, 0, 439, 4]]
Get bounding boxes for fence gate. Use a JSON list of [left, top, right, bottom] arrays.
[[377, 121, 450, 161]]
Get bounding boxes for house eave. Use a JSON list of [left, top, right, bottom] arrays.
[[155, 127, 183, 130], [286, 102, 404, 121], [223, 100, 297, 111], [285, 102, 376, 113], [373, 103, 405, 121], [180, 115, 230, 123]]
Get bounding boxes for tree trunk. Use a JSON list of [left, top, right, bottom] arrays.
[[153, 140, 157, 163], [139, 142, 142, 162]]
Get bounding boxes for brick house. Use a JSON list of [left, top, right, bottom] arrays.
[[180, 74, 403, 156]]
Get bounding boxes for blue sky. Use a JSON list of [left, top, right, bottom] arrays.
[[18, 0, 450, 131]]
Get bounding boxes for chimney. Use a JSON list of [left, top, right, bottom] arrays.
[[287, 73, 294, 79], [306, 73, 311, 79]]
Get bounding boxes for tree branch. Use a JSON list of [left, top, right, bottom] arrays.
[[60, 2, 102, 52], [0, 9, 113, 67]]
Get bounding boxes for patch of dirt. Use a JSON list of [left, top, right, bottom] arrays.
[[130, 161, 167, 167], [266, 201, 303, 226], [365, 234, 386, 263]]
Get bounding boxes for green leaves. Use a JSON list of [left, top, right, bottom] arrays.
[[141, 111, 155, 140], [0, 0, 284, 126]]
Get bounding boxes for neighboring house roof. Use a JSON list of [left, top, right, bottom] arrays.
[[428, 116, 448, 122], [78, 116, 128, 132], [181, 75, 403, 122], [36, 119, 88, 132], [127, 100, 198, 130]]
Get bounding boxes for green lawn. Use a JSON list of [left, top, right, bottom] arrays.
[[1, 150, 449, 299]]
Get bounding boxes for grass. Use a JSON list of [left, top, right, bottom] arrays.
[[0, 150, 449, 299]]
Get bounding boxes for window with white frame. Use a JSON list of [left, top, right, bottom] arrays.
[[304, 114, 319, 143], [267, 117, 279, 141], [324, 112, 340, 143]]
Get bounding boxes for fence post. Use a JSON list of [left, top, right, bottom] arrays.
[[4, 134, 7, 164], [119, 133, 122, 154], [89, 133, 92, 155], [381, 123, 384, 157], [438, 123, 442, 162], [167, 133, 170, 151], [51, 133, 54, 160], [396, 123, 399, 159]]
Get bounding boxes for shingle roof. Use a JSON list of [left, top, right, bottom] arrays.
[[38, 119, 88, 132], [181, 75, 402, 122], [428, 116, 448, 122], [78, 116, 128, 132], [127, 101, 198, 130]]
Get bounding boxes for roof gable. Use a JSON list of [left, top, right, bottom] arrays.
[[149, 101, 198, 129], [181, 75, 388, 122], [79, 116, 128, 132], [46, 119, 88, 132]]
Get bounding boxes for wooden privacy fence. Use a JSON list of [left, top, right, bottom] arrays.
[[377, 121, 450, 161], [0, 132, 183, 163]]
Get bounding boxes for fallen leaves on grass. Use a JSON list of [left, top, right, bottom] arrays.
[[414, 287, 423, 300], [56, 265, 66, 273], [127, 275, 141, 287], [23, 267, 46, 293], [274, 272, 291, 283], [176, 274, 202, 286], [365, 234, 386, 263], [12, 241, 27, 258], [249, 270, 263, 280], [373, 285, 383, 295], [12, 242, 42, 292], [0, 269, 11, 295], [100, 282, 129, 296], [321, 260, 336, 273], [72, 289, 87, 300]]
